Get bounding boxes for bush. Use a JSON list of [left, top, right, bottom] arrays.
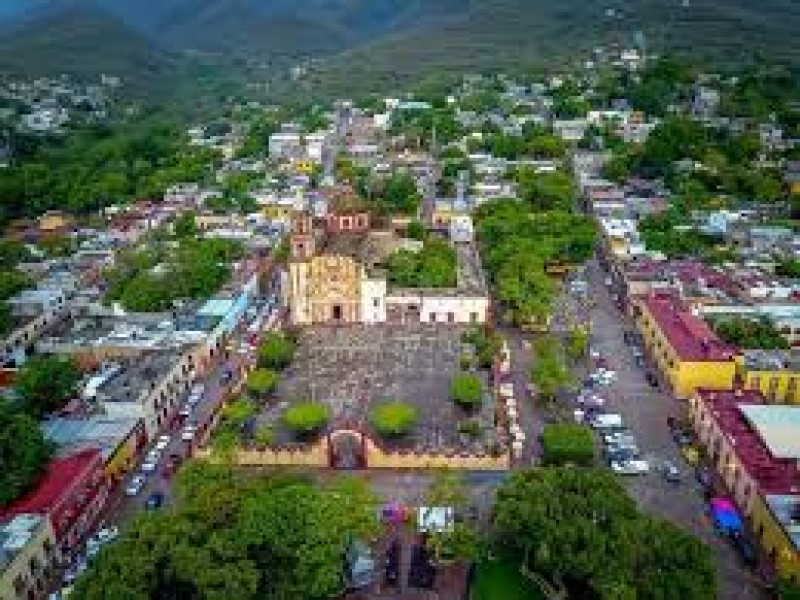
[[459, 353, 474, 371], [245, 368, 278, 397], [258, 333, 296, 370], [254, 426, 274, 447], [457, 419, 482, 439], [283, 402, 330, 436], [369, 401, 418, 437], [450, 373, 483, 409], [541, 424, 594, 466]]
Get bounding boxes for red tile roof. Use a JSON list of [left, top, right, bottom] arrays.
[[0, 448, 100, 520], [698, 389, 800, 495], [641, 292, 738, 361]]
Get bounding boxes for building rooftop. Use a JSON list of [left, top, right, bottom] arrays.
[[763, 494, 800, 551], [95, 351, 181, 404], [641, 293, 738, 361], [0, 514, 46, 570], [739, 404, 800, 460], [698, 389, 800, 496], [0, 449, 100, 522], [42, 417, 140, 460], [742, 350, 800, 373]]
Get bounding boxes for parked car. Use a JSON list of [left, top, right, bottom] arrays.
[[646, 372, 658, 387], [125, 474, 146, 496], [731, 532, 758, 567], [95, 526, 119, 544], [155, 435, 171, 452], [662, 460, 681, 484], [181, 424, 197, 442], [140, 459, 158, 474], [591, 414, 624, 429], [672, 428, 693, 446], [145, 492, 165, 510], [179, 404, 192, 418], [611, 459, 650, 475]]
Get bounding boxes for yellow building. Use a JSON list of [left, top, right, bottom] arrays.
[[635, 293, 738, 398], [0, 514, 58, 600], [688, 390, 800, 583], [738, 351, 800, 404]]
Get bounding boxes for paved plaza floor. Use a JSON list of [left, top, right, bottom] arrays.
[[270, 324, 494, 451]]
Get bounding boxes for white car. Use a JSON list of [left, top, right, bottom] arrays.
[[611, 459, 650, 475], [191, 383, 205, 396], [181, 425, 197, 442], [140, 460, 158, 473], [125, 474, 146, 496], [95, 526, 119, 544], [155, 435, 171, 451], [179, 404, 192, 418]]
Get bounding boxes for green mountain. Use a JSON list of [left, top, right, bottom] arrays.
[[0, 0, 798, 101], [300, 0, 800, 98], [0, 7, 174, 90]]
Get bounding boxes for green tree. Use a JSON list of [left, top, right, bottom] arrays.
[[245, 368, 279, 397], [449, 373, 483, 409], [405, 220, 426, 241], [369, 401, 418, 437], [257, 333, 296, 370], [16, 355, 80, 416], [377, 172, 422, 215], [565, 327, 589, 363], [711, 316, 789, 350], [283, 402, 330, 437], [0, 398, 53, 506], [72, 466, 378, 600], [492, 469, 717, 599], [385, 238, 457, 288], [173, 211, 198, 239], [541, 424, 594, 466], [530, 336, 574, 403]]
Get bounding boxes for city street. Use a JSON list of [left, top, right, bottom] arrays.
[[585, 261, 770, 600]]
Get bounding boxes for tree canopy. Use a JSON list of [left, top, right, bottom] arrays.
[[15, 355, 81, 416], [474, 200, 595, 325], [492, 469, 717, 600], [375, 171, 422, 216], [0, 397, 53, 507], [449, 373, 483, 409], [369, 400, 418, 437], [103, 238, 244, 312], [385, 238, 456, 289], [283, 402, 331, 437], [71, 465, 379, 600], [257, 333, 296, 370], [710, 316, 789, 350], [540, 424, 594, 467]]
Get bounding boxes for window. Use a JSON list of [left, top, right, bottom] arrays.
[[447, 312, 455, 323], [373, 298, 380, 308], [470, 312, 478, 323], [429, 313, 437, 323]]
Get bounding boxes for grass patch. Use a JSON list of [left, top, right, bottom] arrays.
[[471, 557, 545, 600]]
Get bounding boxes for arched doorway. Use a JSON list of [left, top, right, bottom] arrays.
[[329, 430, 367, 470]]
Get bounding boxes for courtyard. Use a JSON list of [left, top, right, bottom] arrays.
[[262, 324, 497, 454]]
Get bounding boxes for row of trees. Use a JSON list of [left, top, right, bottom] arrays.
[[468, 124, 567, 161], [69, 465, 718, 600], [474, 200, 595, 326]]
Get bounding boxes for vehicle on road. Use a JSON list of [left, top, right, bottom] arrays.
[[125, 474, 146, 496], [591, 413, 624, 429], [140, 458, 158, 473], [731, 532, 758, 567], [155, 435, 171, 451], [145, 492, 165, 510], [181, 424, 197, 442], [662, 461, 681, 484], [611, 459, 650, 475]]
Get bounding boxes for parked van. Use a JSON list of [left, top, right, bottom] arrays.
[[591, 414, 624, 429]]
